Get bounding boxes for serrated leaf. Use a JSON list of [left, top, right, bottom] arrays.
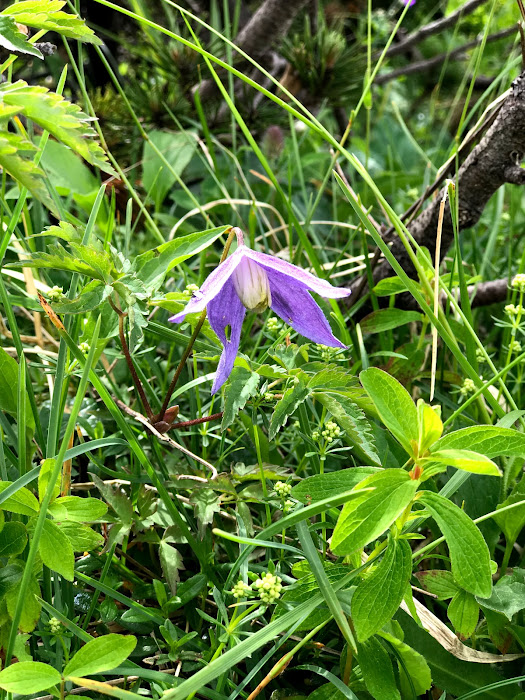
[[423, 449, 501, 477], [448, 589, 479, 638], [292, 467, 380, 503], [269, 379, 310, 439], [3, 1, 102, 44], [431, 426, 525, 459], [0, 661, 61, 694], [0, 80, 114, 174], [314, 391, 379, 463], [51, 280, 113, 314], [0, 131, 56, 213], [8, 241, 114, 282], [360, 368, 418, 456], [0, 15, 43, 58], [418, 491, 492, 598], [91, 474, 133, 525], [306, 364, 357, 391], [221, 367, 260, 429], [331, 470, 419, 555], [64, 634, 137, 678], [358, 636, 401, 700], [352, 539, 412, 641], [189, 489, 220, 538], [39, 518, 74, 580]]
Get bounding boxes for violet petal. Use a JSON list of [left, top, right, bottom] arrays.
[[243, 248, 351, 299], [207, 277, 246, 393], [267, 268, 346, 348], [169, 247, 245, 323]]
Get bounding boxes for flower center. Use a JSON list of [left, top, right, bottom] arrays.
[[232, 257, 272, 313]]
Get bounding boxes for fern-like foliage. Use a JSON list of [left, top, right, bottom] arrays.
[[0, 132, 55, 211]]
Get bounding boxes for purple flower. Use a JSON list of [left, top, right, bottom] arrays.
[[402, 0, 416, 6], [170, 228, 351, 393]]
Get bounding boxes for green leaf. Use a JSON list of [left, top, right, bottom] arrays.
[[313, 392, 379, 464], [39, 518, 75, 581], [132, 226, 228, 293], [91, 474, 133, 524], [39, 139, 99, 198], [432, 426, 525, 459], [38, 458, 60, 503], [60, 522, 104, 551], [352, 539, 412, 642], [3, 0, 102, 43], [0, 15, 43, 58], [372, 277, 409, 296], [0, 522, 27, 557], [0, 346, 20, 416], [51, 280, 113, 314], [414, 569, 460, 600], [0, 661, 61, 694], [418, 491, 492, 598], [6, 574, 41, 632], [358, 637, 401, 700], [417, 400, 443, 454], [57, 496, 108, 522], [423, 449, 501, 476], [269, 379, 310, 439], [9, 241, 114, 282], [306, 364, 358, 392], [221, 367, 260, 429], [476, 581, 525, 620], [360, 308, 422, 334], [359, 368, 418, 456], [0, 80, 114, 174], [378, 629, 432, 697], [159, 541, 184, 596], [0, 131, 56, 212], [0, 482, 39, 516], [292, 467, 380, 503], [331, 470, 419, 556], [142, 130, 198, 206], [64, 634, 137, 678], [448, 589, 479, 638], [0, 563, 23, 598], [494, 473, 525, 545], [189, 489, 220, 538]]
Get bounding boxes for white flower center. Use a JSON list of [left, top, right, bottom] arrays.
[[232, 257, 272, 313]]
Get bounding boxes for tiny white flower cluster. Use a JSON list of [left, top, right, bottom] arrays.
[[505, 304, 524, 317], [511, 274, 525, 292], [266, 317, 283, 333], [509, 339, 522, 354], [274, 481, 292, 498], [253, 572, 283, 604], [79, 342, 90, 354], [316, 344, 337, 361], [47, 285, 64, 301], [459, 378, 476, 396], [476, 348, 486, 363], [321, 420, 341, 442], [264, 392, 275, 402], [48, 617, 62, 634], [231, 580, 252, 599]]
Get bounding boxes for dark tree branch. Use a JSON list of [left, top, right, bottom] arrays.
[[376, 27, 517, 86], [385, 0, 490, 59], [351, 71, 525, 313]]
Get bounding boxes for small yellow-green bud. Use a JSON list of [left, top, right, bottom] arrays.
[[274, 481, 292, 498], [231, 580, 252, 599], [253, 572, 283, 604], [511, 274, 525, 292], [47, 285, 64, 301], [459, 378, 476, 396]]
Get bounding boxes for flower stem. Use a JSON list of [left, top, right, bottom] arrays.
[[154, 227, 236, 422]]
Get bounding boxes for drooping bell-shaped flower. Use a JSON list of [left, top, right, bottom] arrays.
[[170, 228, 351, 393]]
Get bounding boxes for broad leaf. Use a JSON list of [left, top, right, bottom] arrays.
[[360, 368, 418, 455], [0, 661, 61, 694], [38, 458, 60, 503], [331, 470, 419, 555], [418, 491, 492, 598], [423, 449, 501, 477], [358, 637, 400, 700], [314, 392, 379, 463], [269, 379, 310, 439], [494, 473, 525, 545], [0, 522, 27, 557], [292, 467, 380, 503], [448, 589, 479, 638], [221, 367, 260, 429], [360, 308, 422, 334], [432, 426, 525, 459], [0, 15, 43, 58], [476, 581, 525, 620], [6, 575, 41, 632], [352, 539, 412, 641], [417, 400, 443, 454], [378, 629, 432, 697], [39, 518, 74, 581], [3, 1, 102, 43], [414, 569, 460, 600], [0, 482, 39, 516], [57, 496, 108, 522], [64, 634, 137, 678], [142, 129, 198, 206], [60, 522, 104, 551]]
